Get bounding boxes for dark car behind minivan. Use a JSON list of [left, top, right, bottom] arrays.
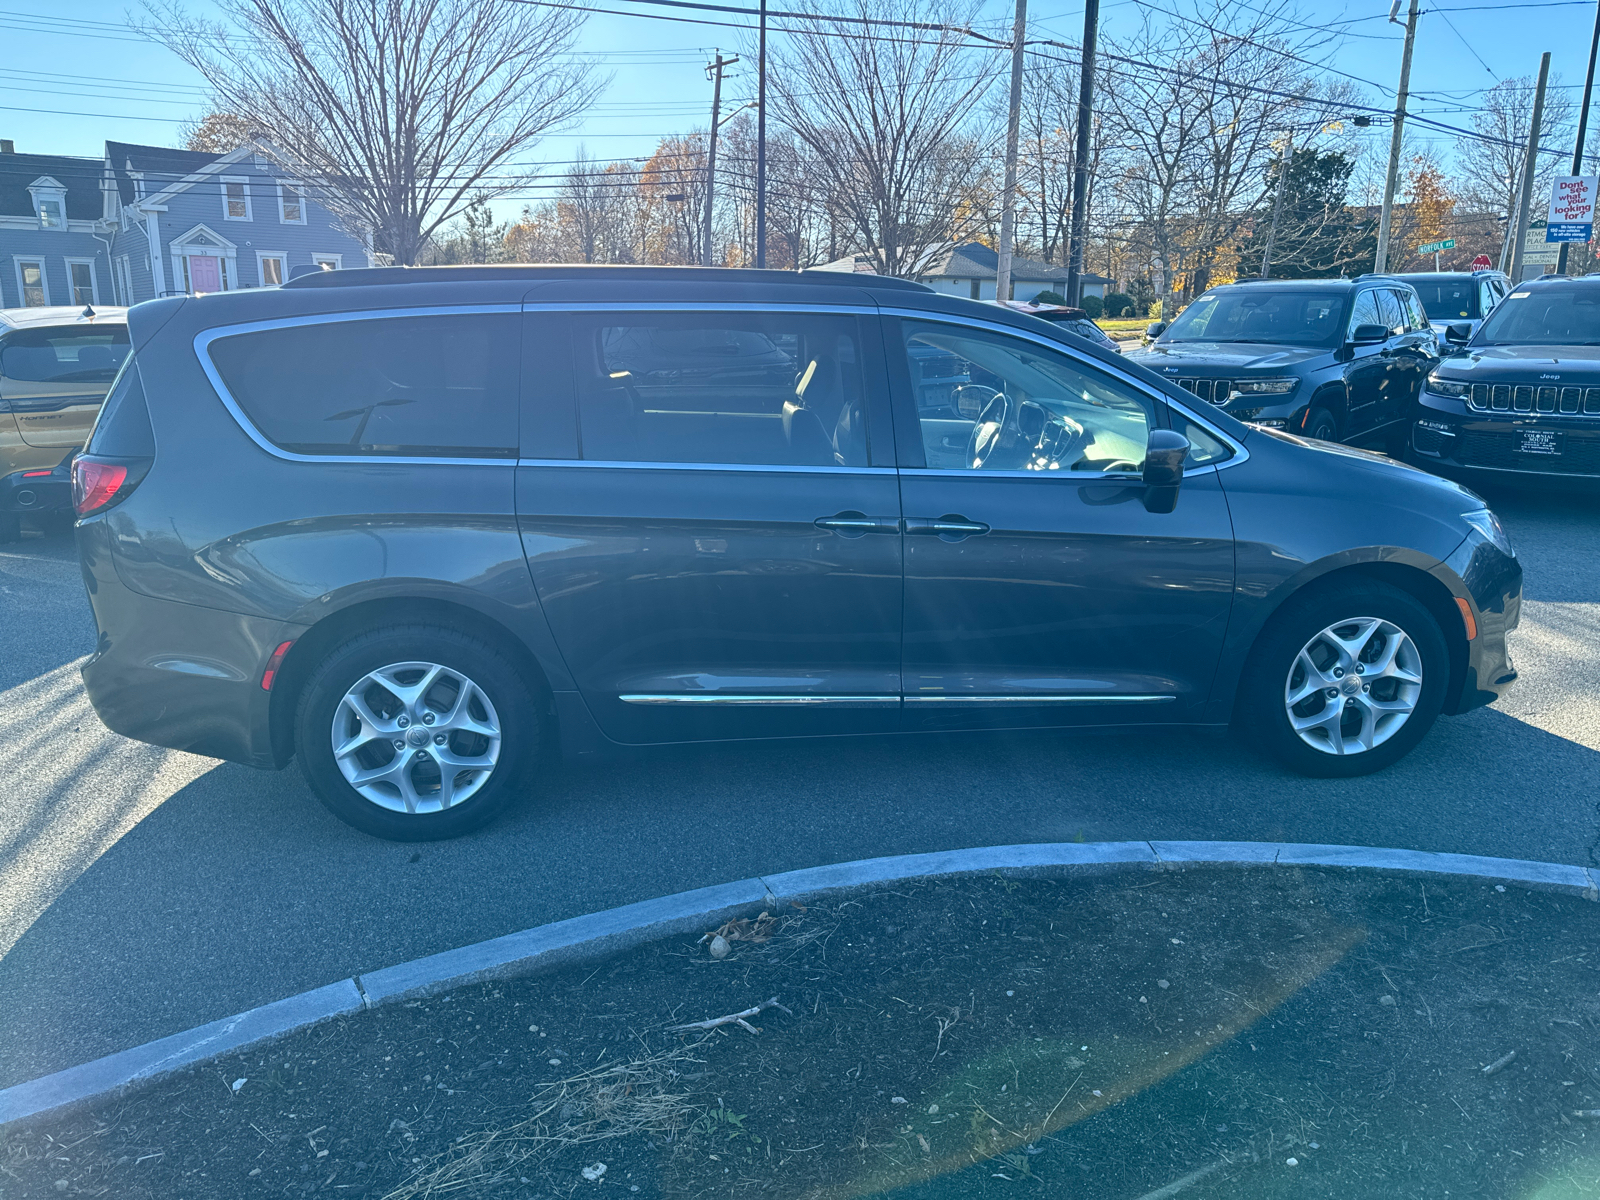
[[75, 266, 1519, 840]]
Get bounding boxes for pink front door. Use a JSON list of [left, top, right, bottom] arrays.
[[188, 255, 221, 293]]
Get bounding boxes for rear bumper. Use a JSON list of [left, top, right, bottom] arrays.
[[76, 517, 300, 767], [0, 456, 73, 515]]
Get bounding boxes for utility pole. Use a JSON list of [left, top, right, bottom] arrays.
[[702, 52, 737, 268], [995, 0, 1028, 304], [1510, 52, 1552, 283], [755, 0, 768, 269], [1063, 0, 1099, 305], [1375, 0, 1421, 274], [1558, 2, 1600, 274], [1260, 129, 1294, 279]]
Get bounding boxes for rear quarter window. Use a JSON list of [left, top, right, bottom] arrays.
[[206, 312, 520, 458]]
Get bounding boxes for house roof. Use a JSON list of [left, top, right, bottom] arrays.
[[105, 140, 236, 206], [0, 151, 106, 220], [918, 242, 1113, 286]]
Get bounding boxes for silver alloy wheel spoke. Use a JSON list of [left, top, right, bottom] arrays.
[[1283, 616, 1422, 756], [331, 660, 502, 815]]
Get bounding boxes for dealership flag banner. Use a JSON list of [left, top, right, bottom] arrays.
[[1546, 175, 1598, 242]]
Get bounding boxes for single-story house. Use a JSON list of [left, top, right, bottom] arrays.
[[915, 242, 1115, 302], [0, 137, 370, 309]]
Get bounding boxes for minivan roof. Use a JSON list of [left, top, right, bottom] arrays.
[[282, 263, 935, 294]]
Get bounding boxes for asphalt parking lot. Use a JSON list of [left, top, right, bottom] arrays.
[[1, 482, 1597, 1090]]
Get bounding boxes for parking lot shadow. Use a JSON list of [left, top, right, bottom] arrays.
[[2, 698, 1596, 1091]]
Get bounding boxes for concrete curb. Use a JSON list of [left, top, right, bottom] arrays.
[[3, 840, 1596, 1129]]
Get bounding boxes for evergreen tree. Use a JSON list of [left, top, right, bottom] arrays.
[[1242, 148, 1376, 279]]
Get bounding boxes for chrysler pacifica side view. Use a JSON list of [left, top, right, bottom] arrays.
[[73, 266, 1521, 840]]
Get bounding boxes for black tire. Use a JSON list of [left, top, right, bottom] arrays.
[[295, 623, 541, 840], [1302, 406, 1338, 442], [1237, 581, 1450, 778]]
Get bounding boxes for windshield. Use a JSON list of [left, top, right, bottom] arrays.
[[1160, 289, 1347, 346], [0, 326, 131, 383], [1406, 278, 1480, 321], [1473, 285, 1600, 345]]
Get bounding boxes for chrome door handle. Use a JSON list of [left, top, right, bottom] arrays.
[[905, 516, 990, 540], [814, 512, 901, 537]]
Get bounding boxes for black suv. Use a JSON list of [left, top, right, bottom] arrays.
[[1414, 274, 1600, 482], [74, 265, 1518, 840], [1394, 270, 1512, 341], [1126, 277, 1438, 449]]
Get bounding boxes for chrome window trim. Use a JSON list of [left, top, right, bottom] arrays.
[[901, 467, 1146, 482], [529, 300, 881, 316], [621, 694, 899, 706], [878, 306, 1249, 477], [519, 458, 896, 476], [193, 305, 524, 467]]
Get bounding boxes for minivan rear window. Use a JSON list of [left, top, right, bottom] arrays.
[[0, 326, 130, 383], [207, 313, 519, 458]]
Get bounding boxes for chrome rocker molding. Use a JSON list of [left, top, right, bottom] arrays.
[[621, 693, 1177, 706]]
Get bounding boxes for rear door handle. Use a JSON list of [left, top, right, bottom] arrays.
[[814, 511, 901, 537], [905, 515, 990, 540]]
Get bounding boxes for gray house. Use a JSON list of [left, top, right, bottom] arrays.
[[916, 242, 1115, 303], [0, 138, 369, 309]]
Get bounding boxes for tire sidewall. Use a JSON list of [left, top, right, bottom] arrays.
[[295, 626, 538, 841], [1242, 583, 1449, 777], [1304, 406, 1337, 442]]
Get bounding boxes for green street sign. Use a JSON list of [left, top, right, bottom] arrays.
[[1417, 238, 1456, 255]]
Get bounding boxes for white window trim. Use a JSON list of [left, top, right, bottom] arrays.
[[255, 250, 288, 287], [311, 252, 343, 270], [220, 175, 252, 222], [276, 181, 307, 225], [63, 257, 101, 306], [115, 256, 133, 306], [13, 256, 49, 307]]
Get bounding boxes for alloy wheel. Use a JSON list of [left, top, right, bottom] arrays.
[[1283, 617, 1423, 755], [330, 661, 501, 813]]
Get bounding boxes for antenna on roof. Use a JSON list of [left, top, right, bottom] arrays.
[[81, 305, 96, 321]]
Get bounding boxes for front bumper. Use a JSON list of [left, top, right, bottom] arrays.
[[77, 516, 302, 768], [1438, 527, 1521, 714], [1412, 390, 1600, 483], [0, 455, 73, 515]]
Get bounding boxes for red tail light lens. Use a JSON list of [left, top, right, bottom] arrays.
[[73, 456, 131, 516]]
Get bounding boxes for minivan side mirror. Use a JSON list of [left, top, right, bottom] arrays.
[[1349, 323, 1390, 345], [1146, 321, 1168, 339], [1445, 322, 1472, 346], [1142, 429, 1190, 514]]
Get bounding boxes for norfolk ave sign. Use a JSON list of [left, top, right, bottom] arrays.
[[1546, 175, 1598, 242], [1417, 239, 1455, 255]]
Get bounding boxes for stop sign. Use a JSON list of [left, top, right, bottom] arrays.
[[1471, 255, 1492, 268]]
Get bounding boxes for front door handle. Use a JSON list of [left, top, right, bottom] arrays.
[[906, 515, 991, 540], [814, 511, 901, 537]]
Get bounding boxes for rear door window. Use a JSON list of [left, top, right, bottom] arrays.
[[573, 312, 870, 467], [207, 312, 520, 457], [0, 326, 130, 383]]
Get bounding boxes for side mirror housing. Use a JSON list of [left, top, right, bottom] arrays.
[[1146, 321, 1168, 339], [1141, 429, 1190, 514], [1445, 322, 1472, 345], [1350, 323, 1389, 345]]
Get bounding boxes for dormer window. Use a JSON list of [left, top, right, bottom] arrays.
[[27, 176, 69, 231]]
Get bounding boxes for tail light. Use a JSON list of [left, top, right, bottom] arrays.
[[72, 454, 150, 517]]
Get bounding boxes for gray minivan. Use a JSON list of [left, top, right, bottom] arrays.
[[74, 266, 1521, 840]]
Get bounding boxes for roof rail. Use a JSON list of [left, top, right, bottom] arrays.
[[281, 263, 933, 292]]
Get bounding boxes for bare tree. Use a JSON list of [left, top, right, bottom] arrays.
[[764, 0, 1002, 277], [142, 0, 603, 265], [1455, 74, 1575, 234]]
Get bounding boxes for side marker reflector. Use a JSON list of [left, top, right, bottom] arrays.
[[1454, 597, 1477, 641], [261, 640, 294, 690]]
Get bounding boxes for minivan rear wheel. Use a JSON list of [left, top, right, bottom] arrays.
[[1238, 581, 1448, 777], [295, 624, 539, 840]]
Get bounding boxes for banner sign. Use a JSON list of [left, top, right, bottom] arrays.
[[1546, 175, 1598, 242]]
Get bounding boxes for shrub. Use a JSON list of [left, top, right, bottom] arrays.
[[1032, 290, 1067, 305], [1104, 292, 1134, 318], [1080, 294, 1105, 318]]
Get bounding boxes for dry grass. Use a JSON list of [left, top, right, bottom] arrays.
[[382, 1043, 706, 1199]]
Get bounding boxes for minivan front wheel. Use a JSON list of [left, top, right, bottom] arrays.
[[295, 625, 539, 840], [1240, 582, 1448, 777]]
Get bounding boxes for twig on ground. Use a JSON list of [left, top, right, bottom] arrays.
[[1481, 1050, 1517, 1076], [1129, 1160, 1223, 1200], [667, 997, 792, 1035]]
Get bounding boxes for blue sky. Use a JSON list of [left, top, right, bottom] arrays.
[[0, 0, 1586, 200]]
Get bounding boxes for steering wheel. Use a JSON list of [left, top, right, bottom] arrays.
[[966, 391, 1013, 469]]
